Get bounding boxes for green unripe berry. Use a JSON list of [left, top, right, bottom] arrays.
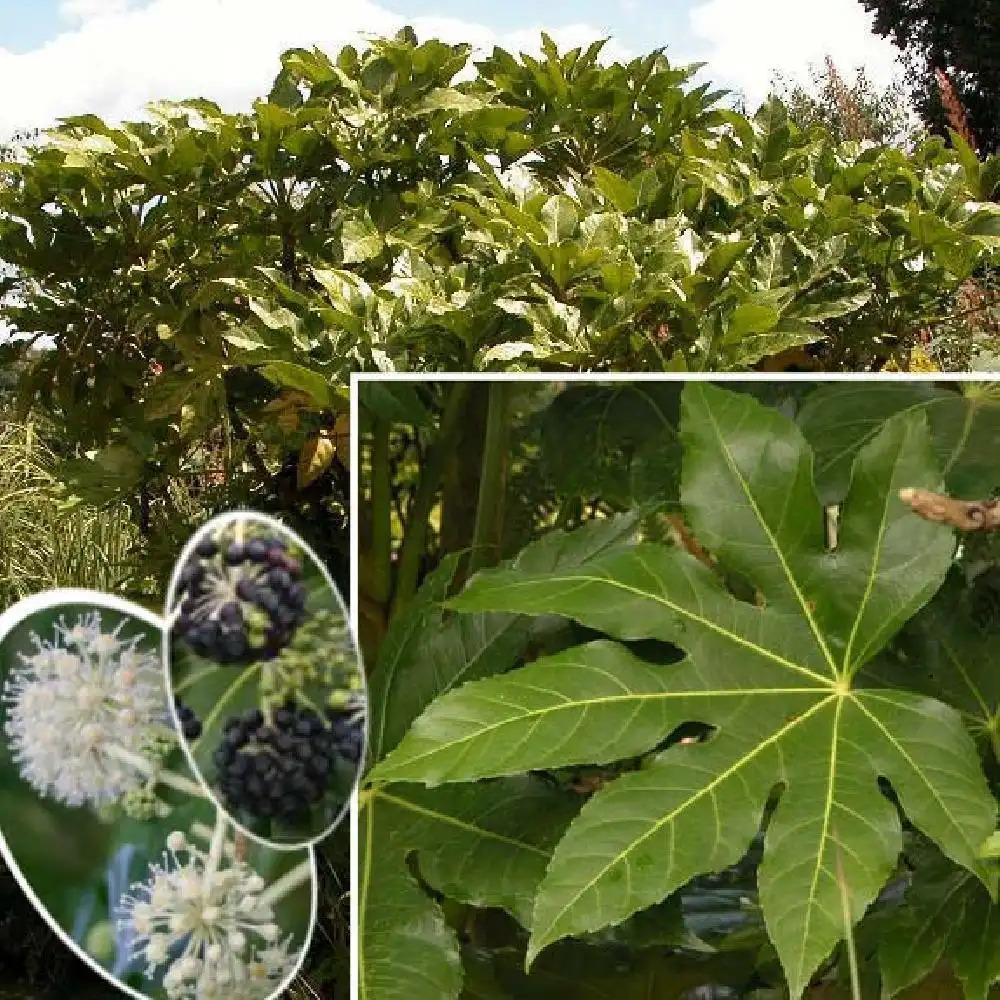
[[85, 920, 116, 961]]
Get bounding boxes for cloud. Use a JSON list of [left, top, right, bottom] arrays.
[[0, 0, 628, 139], [59, 0, 135, 23], [687, 0, 904, 107]]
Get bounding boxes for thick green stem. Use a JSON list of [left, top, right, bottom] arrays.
[[391, 383, 471, 616], [467, 382, 510, 577], [369, 417, 393, 609]]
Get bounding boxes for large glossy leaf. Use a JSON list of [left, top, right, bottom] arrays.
[[359, 778, 580, 1000], [368, 553, 531, 765], [872, 571, 1000, 760], [360, 794, 463, 1000], [372, 384, 997, 999], [536, 383, 682, 507], [797, 382, 1000, 503], [368, 512, 645, 763], [878, 852, 1000, 1000]]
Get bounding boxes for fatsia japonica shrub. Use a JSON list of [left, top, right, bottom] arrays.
[[2, 32, 1000, 543], [359, 379, 1000, 1000]]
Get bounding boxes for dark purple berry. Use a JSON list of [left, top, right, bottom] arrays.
[[246, 539, 269, 563], [195, 538, 217, 558], [287, 583, 307, 609]]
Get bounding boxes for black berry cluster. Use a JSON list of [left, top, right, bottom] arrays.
[[173, 696, 202, 741], [213, 702, 342, 821], [173, 532, 309, 665], [326, 705, 364, 768]]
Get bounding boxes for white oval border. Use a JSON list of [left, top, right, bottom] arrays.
[[0, 586, 319, 1000], [164, 509, 368, 852]]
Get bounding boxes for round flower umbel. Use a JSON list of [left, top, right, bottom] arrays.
[[118, 828, 300, 1000], [172, 530, 308, 666], [2, 612, 167, 807]]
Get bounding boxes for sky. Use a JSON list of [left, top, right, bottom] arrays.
[[0, 0, 907, 140]]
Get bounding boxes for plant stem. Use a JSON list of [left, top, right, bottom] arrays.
[[391, 383, 471, 616], [369, 417, 393, 610], [260, 860, 314, 907], [104, 744, 207, 799], [467, 381, 511, 577], [834, 828, 862, 1000], [205, 810, 229, 886]]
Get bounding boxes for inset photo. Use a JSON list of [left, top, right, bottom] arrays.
[[0, 590, 316, 1000], [356, 376, 1000, 1000], [165, 512, 365, 848]]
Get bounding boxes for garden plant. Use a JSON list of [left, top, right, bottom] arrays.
[[2, 27, 1000, 576], [359, 377, 1000, 1000], [4, 20, 1000, 1000]]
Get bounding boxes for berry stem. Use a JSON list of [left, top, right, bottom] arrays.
[[104, 744, 208, 800], [173, 663, 218, 695], [261, 661, 325, 718], [189, 820, 237, 858], [192, 662, 262, 751], [204, 810, 229, 887], [259, 860, 313, 908]]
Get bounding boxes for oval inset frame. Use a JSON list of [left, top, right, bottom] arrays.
[[164, 509, 367, 850], [0, 587, 318, 1000]]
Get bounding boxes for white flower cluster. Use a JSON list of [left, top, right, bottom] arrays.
[[118, 831, 299, 1000], [2, 612, 166, 807]]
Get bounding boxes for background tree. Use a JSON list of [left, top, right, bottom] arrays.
[[770, 57, 925, 148], [861, 0, 1000, 154]]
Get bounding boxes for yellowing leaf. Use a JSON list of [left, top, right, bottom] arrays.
[[297, 431, 335, 489]]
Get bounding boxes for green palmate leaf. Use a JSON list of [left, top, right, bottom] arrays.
[[61, 442, 148, 499], [384, 780, 580, 926], [875, 571, 1000, 758], [368, 553, 532, 765], [796, 382, 1000, 503], [359, 778, 579, 1000], [341, 216, 385, 263], [537, 383, 682, 507], [541, 195, 579, 243], [591, 166, 638, 214], [360, 798, 462, 1000], [726, 301, 780, 338], [372, 640, 678, 784], [358, 382, 433, 428], [878, 852, 1000, 1000], [259, 361, 344, 409], [417, 87, 488, 114], [372, 384, 996, 999], [787, 278, 873, 321], [368, 512, 646, 764]]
